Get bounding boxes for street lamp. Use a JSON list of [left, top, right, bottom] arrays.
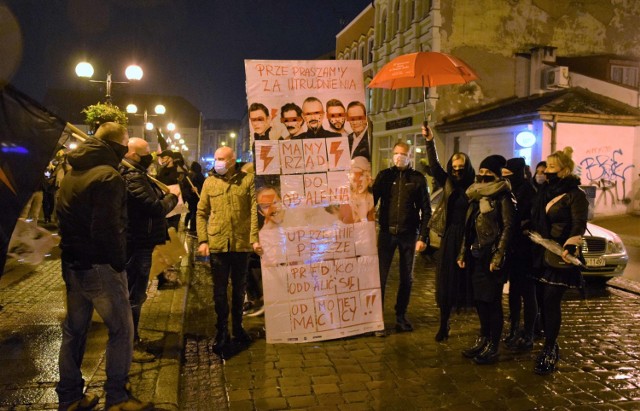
[[75, 61, 143, 102], [126, 103, 166, 130]]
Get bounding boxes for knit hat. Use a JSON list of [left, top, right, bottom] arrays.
[[479, 154, 506, 176], [505, 157, 526, 175]]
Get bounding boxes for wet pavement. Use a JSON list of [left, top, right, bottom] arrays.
[[2, 231, 640, 410]]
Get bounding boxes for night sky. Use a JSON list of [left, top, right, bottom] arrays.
[[3, 0, 372, 120]]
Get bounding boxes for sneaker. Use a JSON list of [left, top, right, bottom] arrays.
[[60, 393, 99, 411], [132, 345, 156, 363], [105, 397, 154, 411], [242, 301, 256, 316]]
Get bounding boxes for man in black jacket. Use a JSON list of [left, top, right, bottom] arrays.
[[372, 141, 431, 334], [56, 123, 153, 411], [121, 138, 178, 363]]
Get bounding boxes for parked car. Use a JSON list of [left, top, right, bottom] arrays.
[[427, 188, 628, 282]]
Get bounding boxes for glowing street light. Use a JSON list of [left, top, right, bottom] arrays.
[[127, 103, 166, 134], [75, 61, 143, 102]]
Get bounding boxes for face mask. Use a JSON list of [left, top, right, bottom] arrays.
[[544, 172, 559, 184], [393, 154, 410, 168], [476, 175, 496, 183], [105, 140, 128, 160], [452, 169, 464, 180], [535, 174, 546, 185], [214, 160, 228, 175], [138, 154, 153, 169]]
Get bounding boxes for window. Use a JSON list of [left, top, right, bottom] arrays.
[[611, 65, 639, 87], [367, 37, 374, 64], [395, 1, 401, 33], [351, 48, 357, 60], [359, 43, 365, 62]]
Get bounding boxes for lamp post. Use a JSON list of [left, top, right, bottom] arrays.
[[75, 62, 143, 102], [126, 104, 167, 141]]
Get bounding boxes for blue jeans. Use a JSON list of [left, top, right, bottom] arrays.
[[56, 262, 133, 406], [126, 247, 154, 342], [377, 231, 417, 317], [210, 252, 249, 333]]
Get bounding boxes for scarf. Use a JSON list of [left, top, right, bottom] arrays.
[[465, 179, 511, 214]]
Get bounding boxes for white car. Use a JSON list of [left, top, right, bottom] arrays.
[[427, 188, 628, 282]]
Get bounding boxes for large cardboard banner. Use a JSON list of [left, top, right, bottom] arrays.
[[245, 59, 383, 343]]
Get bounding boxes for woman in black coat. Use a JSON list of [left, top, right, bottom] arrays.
[[457, 155, 515, 365], [502, 158, 537, 352], [423, 127, 475, 342], [530, 147, 588, 375]]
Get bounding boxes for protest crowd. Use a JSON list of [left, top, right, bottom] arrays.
[[1, 87, 589, 411]]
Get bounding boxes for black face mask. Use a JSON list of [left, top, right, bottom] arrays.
[[544, 172, 559, 184], [138, 154, 153, 169], [105, 140, 128, 160], [452, 169, 464, 180], [476, 175, 496, 183]]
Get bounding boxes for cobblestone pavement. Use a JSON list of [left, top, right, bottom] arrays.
[[181, 252, 640, 411], [2, 235, 640, 410], [0, 248, 188, 411]]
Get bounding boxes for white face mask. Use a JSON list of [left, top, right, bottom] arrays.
[[393, 153, 410, 168], [214, 160, 228, 175]]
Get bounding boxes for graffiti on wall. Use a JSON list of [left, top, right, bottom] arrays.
[[579, 147, 636, 209]]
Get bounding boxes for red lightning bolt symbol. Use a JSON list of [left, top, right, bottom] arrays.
[[259, 145, 274, 171], [329, 141, 343, 166]]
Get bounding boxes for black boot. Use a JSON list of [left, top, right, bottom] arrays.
[[534, 343, 559, 375], [503, 323, 519, 347], [462, 336, 488, 358], [435, 320, 450, 342], [508, 334, 534, 353], [213, 327, 230, 352], [473, 342, 499, 365]]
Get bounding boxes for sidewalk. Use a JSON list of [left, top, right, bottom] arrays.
[[0, 247, 189, 410]]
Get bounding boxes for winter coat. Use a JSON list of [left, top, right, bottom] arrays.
[[196, 169, 258, 253], [425, 140, 475, 236], [119, 159, 178, 250], [458, 181, 516, 270], [531, 176, 588, 267], [56, 137, 127, 271], [372, 166, 431, 242]]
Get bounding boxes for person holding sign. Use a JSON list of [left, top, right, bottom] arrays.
[[372, 142, 431, 334], [120, 138, 178, 363], [299, 97, 341, 139], [196, 146, 261, 352]]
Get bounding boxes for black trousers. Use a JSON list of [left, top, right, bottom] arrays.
[[210, 252, 249, 333], [378, 231, 417, 317]]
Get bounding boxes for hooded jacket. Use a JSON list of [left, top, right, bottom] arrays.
[[56, 137, 127, 271], [119, 159, 178, 249], [372, 165, 431, 242], [425, 139, 475, 236]]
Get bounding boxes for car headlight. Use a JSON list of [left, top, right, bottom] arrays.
[[606, 235, 626, 254]]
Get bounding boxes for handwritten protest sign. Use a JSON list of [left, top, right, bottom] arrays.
[[245, 59, 381, 343]]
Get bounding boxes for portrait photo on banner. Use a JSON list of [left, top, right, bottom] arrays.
[[244, 59, 383, 343]]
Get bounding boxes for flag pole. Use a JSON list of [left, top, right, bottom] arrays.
[[65, 122, 171, 193]]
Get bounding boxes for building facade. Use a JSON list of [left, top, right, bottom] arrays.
[[338, 0, 640, 215]]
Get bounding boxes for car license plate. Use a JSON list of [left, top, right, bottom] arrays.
[[585, 257, 606, 267]]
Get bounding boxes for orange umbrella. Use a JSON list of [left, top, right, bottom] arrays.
[[369, 51, 479, 124]]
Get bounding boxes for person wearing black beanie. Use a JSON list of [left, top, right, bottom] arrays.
[[502, 158, 537, 353], [457, 154, 515, 365]]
